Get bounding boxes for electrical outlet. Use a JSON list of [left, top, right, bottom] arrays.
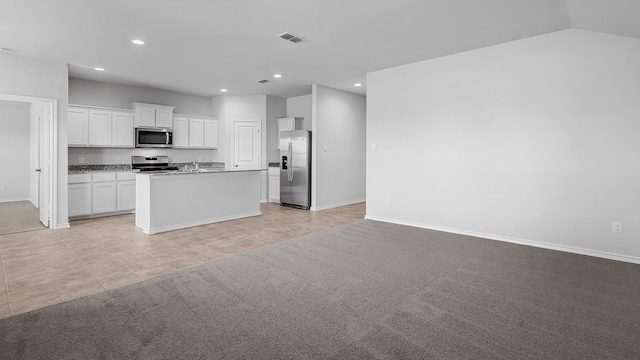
[[371, 143, 377, 151], [0, 184, 6, 191], [612, 221, 623, 234], [79, 157, 84, 164], [116, 156, 121, 163], [385, 197, 391, 205]]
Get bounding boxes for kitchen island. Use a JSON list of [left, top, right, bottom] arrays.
[[135, 169, 264, 234]]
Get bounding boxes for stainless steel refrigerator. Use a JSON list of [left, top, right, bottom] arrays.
[[280, 130, 311, 209]]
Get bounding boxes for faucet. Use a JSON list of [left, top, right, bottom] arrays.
[[191, 160, 199, 170]]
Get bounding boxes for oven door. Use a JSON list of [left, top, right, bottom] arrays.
[[135, 128, 173, 148]]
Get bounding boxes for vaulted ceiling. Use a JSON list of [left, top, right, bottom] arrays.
[[0, 0, 638, 98]]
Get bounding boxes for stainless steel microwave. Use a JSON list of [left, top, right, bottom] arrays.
[[135, 128, 173, 148]]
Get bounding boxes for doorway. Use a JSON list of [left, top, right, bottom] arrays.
[[0, 94, 57, 234]]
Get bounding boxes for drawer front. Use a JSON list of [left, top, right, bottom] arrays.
[[116, 172, 136, 181], [69, 173, 92, 184], [92, 172, 117, 182]]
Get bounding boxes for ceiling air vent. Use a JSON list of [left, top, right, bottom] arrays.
[[277, 32, 306, 44], [256, 79, 270, 84]]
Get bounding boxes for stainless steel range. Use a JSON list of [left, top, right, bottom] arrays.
[[131, 155, 179, 172]]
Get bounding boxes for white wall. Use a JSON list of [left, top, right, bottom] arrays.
[[287, 94, 312, 131], [213, 95, 266, 168], [0, 100, 30, 202], [266, 96, 287, 163], [312, 85, 366, 210], [211, 95, 286, 202], [366, 29, 640, 263], [69, 78, 213, 116], [0, 52, 68, 228]]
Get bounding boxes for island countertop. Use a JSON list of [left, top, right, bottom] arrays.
[[139, 168, 267, 176]]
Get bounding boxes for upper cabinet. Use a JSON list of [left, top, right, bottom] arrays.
[[130, 102, 175, 128], [277, 117, 304, 150], [203, 119, 218, 149], [173, 116, 189, 147], [68, 105, 134, 148], [68, 108, 89, 146], [173, 115, 218, 149], [111, 111, 135, 147]]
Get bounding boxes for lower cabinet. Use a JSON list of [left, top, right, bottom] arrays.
[[68, 183, 92, 217], [268, 167, 280, 203], [69, 172, 136, 219], [92, 182, 117, 214], [117, 180, 136, 211]]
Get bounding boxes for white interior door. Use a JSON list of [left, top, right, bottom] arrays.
[[38, 104, 50, 227], [234, 121, 260, 169]]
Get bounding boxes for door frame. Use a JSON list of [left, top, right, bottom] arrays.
[[0, 93, 58, 229]]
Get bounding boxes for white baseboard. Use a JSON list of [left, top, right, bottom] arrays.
[[142, 211, 262, 235], [365, 215, 640, 265], [312, 198, 365, 211], [0, 197, 30, 203], [55, 223, 70, 230]]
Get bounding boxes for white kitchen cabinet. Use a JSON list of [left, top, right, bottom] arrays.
[[203, 119, 218, 149], [173, 115, 218, 149], [111, 111, 134, 147], [277, 117, 304, 150], [68, 173, 92, 216], [92, 173, 117, 214], [268, 167, 280, 202], [155, 108, 174, 128], [116, 172, 136, 211], [68, 105, 134, 148], [189, 118, 204, 148], [173, 116, 189, 147], [68, 108, 89, 146], [69, 172, 136, 219], [131, 102, 176, 128], [88, 110, 112, 146], [117, 180, 136, 211]]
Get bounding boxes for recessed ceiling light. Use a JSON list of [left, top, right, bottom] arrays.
[[131, 39, 145, 45], [220, 89, 228, 92], [94, 67, 105, 72], [354, 83, 362, 87], [273, 74, 282, 78]]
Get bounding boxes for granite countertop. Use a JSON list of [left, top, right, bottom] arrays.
[[68, 165, 133, 174], [69, 162, 226, 174], [143, 168, 267, 176]]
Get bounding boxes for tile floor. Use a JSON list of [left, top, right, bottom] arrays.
[[0, 202, 365, 319]]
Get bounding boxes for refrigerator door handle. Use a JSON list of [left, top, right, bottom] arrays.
[[288, 141, 293, 181]]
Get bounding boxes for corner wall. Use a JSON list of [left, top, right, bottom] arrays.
[[0, 52, 68, 228], [366, 29, 640, 263], [312, 85, 366, 210]]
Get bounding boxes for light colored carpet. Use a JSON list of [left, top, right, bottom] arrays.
[[0, 220, 639, 359], [0, 201, 45, 235]]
